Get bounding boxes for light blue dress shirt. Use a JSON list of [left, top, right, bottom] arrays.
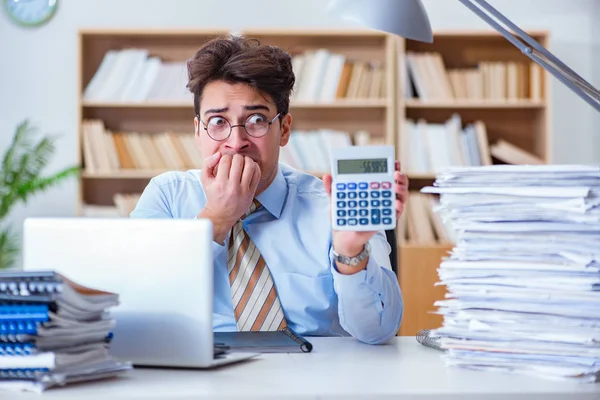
[[130, 163, 403, 344]]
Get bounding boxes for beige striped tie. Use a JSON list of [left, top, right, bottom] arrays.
[[227, 200, 287, 331]]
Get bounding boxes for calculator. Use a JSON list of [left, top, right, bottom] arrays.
[[329, 145, 396, 231]]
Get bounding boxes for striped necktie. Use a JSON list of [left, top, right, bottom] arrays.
[[227, 200, 287, 331]]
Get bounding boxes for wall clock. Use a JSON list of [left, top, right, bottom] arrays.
[[3, 0, 58, 27]]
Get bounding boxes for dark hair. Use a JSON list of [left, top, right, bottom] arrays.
[[186, 35, 295, 118]]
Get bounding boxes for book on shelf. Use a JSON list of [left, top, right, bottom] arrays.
[[83, 48, 191, 103], [402, 51, 543, 102], [291, 48, 387, 102], [400, 114, 544, 176], [0, 270, 131, 393], [399, 192, 456, 246]]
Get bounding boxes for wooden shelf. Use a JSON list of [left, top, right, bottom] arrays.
[[82, 170, 327, 179], [81, 99, 389, 109], [405, 99, 545, 109]]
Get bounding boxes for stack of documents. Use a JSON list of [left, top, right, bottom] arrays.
[[421, 164, 600, 382], [0, 270, 132, 392]]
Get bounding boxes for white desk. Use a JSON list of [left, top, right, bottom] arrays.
[[4, 337, 600, 399]]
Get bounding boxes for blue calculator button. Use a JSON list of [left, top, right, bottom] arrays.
[[382, 208, 392, 216], [371, 191, 380, 199], [359, 200, 368, 208], [358, 182, 368, 190], [371, 216, 381, 225], [382, 200, 392, 207], [337, 219, 347, 226], [337, 201, 346, 208], [382, 218, 393, 225], [359, 218, 369, 225], [348, 192, 357, 199], [359, 191, 368, 199], [347, 183, 357, 190], [371, 200, 381, 207], [336, 192, 346, 199], [348, 201, 357, 208], [382, 191, 392, 198], [371, 209, 381, 217], [336, 183, 346, 190], [337, 210, 347, 217], [348, 209, 358, 217], [359, 209, 368, 217], [348, 218, 358, 226]]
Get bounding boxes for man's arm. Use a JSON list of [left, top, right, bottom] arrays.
[[330, 231, 402, 345]]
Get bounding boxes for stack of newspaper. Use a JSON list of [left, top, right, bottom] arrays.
[[421, 164, 600, 383], [0, 270, 132, 393]]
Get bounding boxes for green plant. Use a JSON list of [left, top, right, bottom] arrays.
[[0, 120, 79, 269]]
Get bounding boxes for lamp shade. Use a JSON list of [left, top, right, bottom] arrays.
[[327, 0, 433, 43]]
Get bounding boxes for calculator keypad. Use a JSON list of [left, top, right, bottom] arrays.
[[335, 181, 395, 228]]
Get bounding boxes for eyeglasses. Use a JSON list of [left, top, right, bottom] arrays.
[[199, 112, 281, 141]]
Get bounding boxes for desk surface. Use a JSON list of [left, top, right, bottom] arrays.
[[5, 337, 600, 399]]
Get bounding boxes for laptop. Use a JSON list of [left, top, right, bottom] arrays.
[[21, 217, 259, 368]]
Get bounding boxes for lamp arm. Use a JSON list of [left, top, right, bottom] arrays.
[[458, 0, 600, 112]]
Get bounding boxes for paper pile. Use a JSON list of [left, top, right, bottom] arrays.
[[422, 164, 600, 383], [0, 270, 132, 392]]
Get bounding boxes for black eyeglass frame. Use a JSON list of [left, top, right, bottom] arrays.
[[198, 112, 282, 141]]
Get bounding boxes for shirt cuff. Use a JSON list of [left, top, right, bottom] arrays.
[[329, 245, 387, 292]]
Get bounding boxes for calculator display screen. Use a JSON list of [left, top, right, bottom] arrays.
[[337, 158, 388, 174]]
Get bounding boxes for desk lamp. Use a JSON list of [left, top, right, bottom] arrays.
[[327, 0, 600, 112]]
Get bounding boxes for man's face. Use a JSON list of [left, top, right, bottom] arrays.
[[194, 80, 292, 191]]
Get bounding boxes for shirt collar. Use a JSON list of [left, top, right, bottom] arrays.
[[255, 165, 286, 219]]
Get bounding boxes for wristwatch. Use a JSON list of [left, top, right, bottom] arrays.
[[332, 242, 371, 266]]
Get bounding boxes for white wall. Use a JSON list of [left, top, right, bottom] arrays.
[[0, 0, 598, 263]]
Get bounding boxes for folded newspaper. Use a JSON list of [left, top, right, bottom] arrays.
[[421, 164, 600, 383], [0, 270, 132, 393]]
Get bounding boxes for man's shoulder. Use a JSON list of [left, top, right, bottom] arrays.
[[150, 169, 202, 190], [280, 164, 327, 199]]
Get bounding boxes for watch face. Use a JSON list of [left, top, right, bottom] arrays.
[[4, 0, 58, 27]]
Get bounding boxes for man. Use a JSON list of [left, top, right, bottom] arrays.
[[130, 35, 409, 345]]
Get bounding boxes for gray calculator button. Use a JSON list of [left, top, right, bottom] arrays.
[[337, 219, 347, 226], [382, 218, 393, 225], [348, 201, 357, 208], [371, 200, 381, 207], [371, 191, 380, 198], [382, 209, 392, 216], [359, 209, 368, 217], [359, 218, 369, 225], [348, 192, 357, 199], [336, 192, 346, 199], [359, 200, 368, 208], [348, 219, 358, 226], [337, 201, 346, 208], [337, 210, 347, 217], [382, 191, 392, 198], [348, 209, 358, 217], [359, 191, 368, 199], [382, 200, 392, 207]]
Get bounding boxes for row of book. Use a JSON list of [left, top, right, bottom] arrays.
[[422, 164, 600, 382], [82, 119, 383, 175], [0, 271, 131, 392], [82, 49, 191, 103], [399, 192, 456, 245], [401, 115, 544, 175], [403, 51, 543, 101], [82, 119, 203, 173], [291, 49, 387, 102]]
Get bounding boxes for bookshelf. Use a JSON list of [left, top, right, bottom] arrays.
[[77, 28, 398, 217], [395, 30, 552, 336]]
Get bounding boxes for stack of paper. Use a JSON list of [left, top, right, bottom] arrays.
[[421, 164, 600, 383], [0, 270, 132, 393]]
